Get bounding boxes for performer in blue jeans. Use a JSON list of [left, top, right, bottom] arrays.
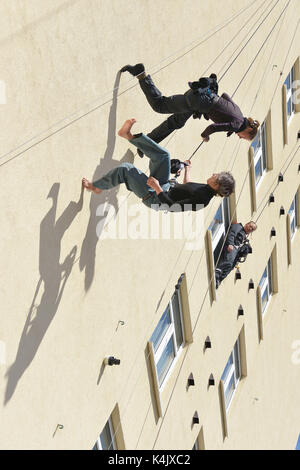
[[82, 119, 235, 212]]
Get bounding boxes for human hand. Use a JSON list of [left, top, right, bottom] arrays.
[[184, 159, 192, 167], [147, 176, 160, 189], [202, 136, 210, 142], [227, 245, 234, 252]]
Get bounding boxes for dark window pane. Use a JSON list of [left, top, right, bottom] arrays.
[[151, 306, 171, 352], [255, 159, 262, 184], [234, 341, 241, 380], [221, 352, 233, 382], [100, 421, 113, 450], [171, 291, 184, 350]]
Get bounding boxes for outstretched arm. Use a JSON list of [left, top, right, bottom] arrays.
[[201, 122, 232, 139], [183, 160, 192, 183], [147, 176, 200, 212]]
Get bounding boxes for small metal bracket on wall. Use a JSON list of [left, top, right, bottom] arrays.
[[53, 424, 64, 438]]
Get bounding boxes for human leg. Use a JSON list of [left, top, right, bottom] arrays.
[[92, 163, 151, 199], [130, 134, 171, 185], [117, 119, 171, 185], [138, 74, 190, 114], [215, 248, 238, 285], [147, 110, 193, 144]]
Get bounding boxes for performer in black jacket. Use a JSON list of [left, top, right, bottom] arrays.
[[120, 63, 260, 147], [215, 221, 257, 287], [82, 119, 235, 212]]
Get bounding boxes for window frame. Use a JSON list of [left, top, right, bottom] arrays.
[[221, 339, 241, 412], [251, 120, 267, 190], [208, 197, 231, 269], [285, 66, 295, 126], [150, 290, 185, 390], [93, 417, 116, 450], [288, 194, 298, 241], [259, 257, 273, 316]]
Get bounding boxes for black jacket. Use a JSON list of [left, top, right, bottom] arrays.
[[157, 182, 217, 212], [225, 223, 247, 248], [201, 93, 247, 138]]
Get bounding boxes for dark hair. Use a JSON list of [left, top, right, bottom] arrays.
[[247, 118, 260, 140], [217, 172, 235, 197]]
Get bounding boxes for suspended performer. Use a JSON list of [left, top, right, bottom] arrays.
[[215, 220, 257, 288], [120, 63, 260, 149], [82, 119, 235, 212]]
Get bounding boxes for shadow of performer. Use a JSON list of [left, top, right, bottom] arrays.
[[79, 72, 134, 291], [4, 183, 83, 405]]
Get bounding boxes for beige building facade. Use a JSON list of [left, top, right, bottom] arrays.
[[0, 0, 300, 450]]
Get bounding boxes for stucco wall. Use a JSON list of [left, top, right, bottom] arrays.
[[0, 0, 299, 450]]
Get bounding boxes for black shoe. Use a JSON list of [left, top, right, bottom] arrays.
[[137, 148, 144, 158], [120, 63, 145, 77]]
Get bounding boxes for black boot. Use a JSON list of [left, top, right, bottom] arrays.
[[120, 63, 145, 77]]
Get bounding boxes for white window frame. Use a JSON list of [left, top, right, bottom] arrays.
[[259, 257, 273, 316], [288, 194, 298, 241], [192, 439, 199, 450], [150, 291, 185, 391], [251, 120, 267, 190], [94, 417, 116, 450], [221, 339, 241, 412], [285, 66, 295, 126], [209, 198, 230, 263]]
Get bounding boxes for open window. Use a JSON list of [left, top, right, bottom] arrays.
[[251, 120, 267, 191], [150, 289, 185, 390], [287, 187, 300, 264], [93, 405, 125, 450], [256, 246, 278, 340]]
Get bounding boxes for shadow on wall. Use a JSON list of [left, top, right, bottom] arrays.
[[4, 182, 83, 405], [4, 73, 135, 404], [79, 72, 134, 291]]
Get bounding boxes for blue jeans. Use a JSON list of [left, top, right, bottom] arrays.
[[93, 134, 171, 210]]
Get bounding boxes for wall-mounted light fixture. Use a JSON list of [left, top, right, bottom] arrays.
[[208, 374, 215, 387], [204, 337, 212, 350], [235, 269, 241, 280], [193, 412, 199, 424], [104, 356, 121, 366]]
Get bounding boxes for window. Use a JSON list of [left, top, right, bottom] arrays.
[[192, 428, 205, 450], [221, 338, 241, 411], [259, 257, 273, 315], [192, 440, 199, 450], [93, 417, 116, 450], [288, 193, 298, 240], [208, 198, 230, 267], [251, 120, 267, 189], [284, 66, 295, 125], [150, 290, 185, 388]]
